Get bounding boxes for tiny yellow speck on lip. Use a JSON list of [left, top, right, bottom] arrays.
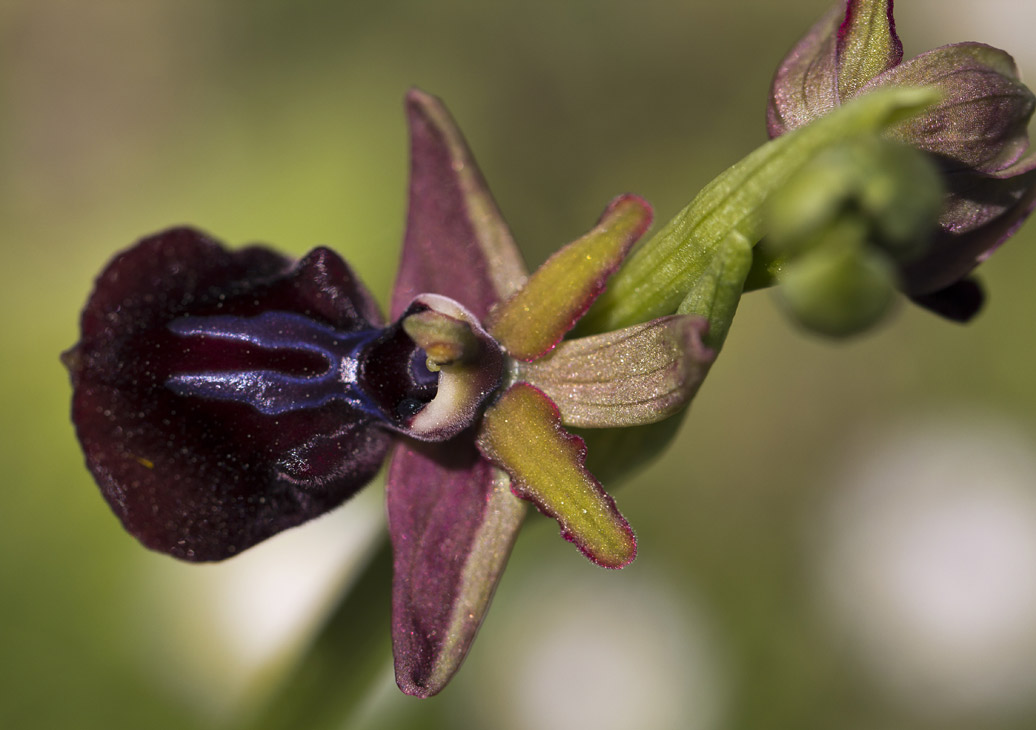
[[136, 456, 154, 469]]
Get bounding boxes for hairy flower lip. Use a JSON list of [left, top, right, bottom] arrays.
[[64, 229, 394, 562]]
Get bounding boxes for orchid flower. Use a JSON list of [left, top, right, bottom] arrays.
[[63, 89, 715, 697], [767, 0, 1036, 320]]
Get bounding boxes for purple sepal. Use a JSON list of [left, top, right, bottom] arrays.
[[863, 43, 1036, 175], [386, 89, 533, 697], [391, 89, 528, 321], [903, 164, 1036, 295], [64, 227, 392, 561], [387, 437, 524, 697], [767, 4, 841, 137]]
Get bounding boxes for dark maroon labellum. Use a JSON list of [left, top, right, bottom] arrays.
[[64, 228, 398, 561]]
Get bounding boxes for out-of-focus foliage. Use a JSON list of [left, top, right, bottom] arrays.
[[4, 2, 1036, 729]]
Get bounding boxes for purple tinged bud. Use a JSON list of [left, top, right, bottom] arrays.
[[769, 0, 1036, 317], [867, 43, 1036, 175]]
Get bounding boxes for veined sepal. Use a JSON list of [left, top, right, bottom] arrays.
[[515, 315, 714, 429], [388, 441, 526, 697]]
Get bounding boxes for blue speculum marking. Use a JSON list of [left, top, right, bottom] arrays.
[[166, 311, 386, 418]]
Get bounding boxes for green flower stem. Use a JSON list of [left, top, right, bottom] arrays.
[[675, 230, 752, 351], [580, 86, 941, 337]]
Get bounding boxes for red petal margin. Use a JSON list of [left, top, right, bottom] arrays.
[[476, 383, 637, 569], [767, 0, 902, 137], [391, 89, 528, 321], [387, 437, 526, 697], [487, 194, 653, 361]]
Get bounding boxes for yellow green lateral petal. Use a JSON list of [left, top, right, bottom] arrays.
[[476, 382, 637, 569], [487, 194, 652, 361]]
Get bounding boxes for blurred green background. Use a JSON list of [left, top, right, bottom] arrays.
[[4, 1, 1036, 728]]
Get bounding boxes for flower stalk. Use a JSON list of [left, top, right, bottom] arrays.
[[580, 86, 941, 337]]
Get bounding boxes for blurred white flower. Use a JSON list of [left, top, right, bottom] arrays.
[[461, 561, 726, 730], [817, 414, 1036, 717]]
